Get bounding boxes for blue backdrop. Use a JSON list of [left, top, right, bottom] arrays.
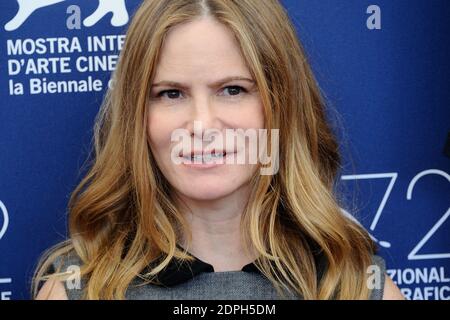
[[0, 0, 449, 300]]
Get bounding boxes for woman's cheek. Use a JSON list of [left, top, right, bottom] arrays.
[[148, 111, 185, 165], [147, 113, 169, 155]]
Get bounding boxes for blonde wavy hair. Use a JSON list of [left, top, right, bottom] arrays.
[[32, 0, 376, 300]]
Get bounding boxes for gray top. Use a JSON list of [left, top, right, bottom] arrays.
[[51, 252, 386, 300]]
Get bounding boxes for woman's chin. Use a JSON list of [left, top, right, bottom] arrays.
[[175, 183, 237, 202], [165, 168, 255, 202]]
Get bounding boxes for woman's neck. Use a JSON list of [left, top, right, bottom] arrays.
[[176, 183, 257, 272]]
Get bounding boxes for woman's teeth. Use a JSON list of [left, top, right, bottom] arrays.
[[184, 152, 225, 162]]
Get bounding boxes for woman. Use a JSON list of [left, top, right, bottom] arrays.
[[33, 0, 404, 300]]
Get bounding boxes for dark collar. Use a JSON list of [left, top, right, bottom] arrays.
[[146, 243, 327, 287], [149, 245, 262, 287]]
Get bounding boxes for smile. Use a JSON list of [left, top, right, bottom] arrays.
[[180, 150, 236, 167], [184, 151, 225, 162]]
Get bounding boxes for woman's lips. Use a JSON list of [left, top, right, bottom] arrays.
[[179, 148, 230, 157], [180, 151, 237, 168]]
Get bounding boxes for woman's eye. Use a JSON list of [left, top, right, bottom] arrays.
[[158, 89, 182, 99], [222, 86, 246, 96]]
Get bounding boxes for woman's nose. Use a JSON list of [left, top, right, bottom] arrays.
[[186, 94, 219, 137]]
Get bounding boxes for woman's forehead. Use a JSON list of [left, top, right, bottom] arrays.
[[153, 17, 250, 81]]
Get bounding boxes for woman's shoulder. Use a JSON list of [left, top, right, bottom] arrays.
[[35, 277, 69, 300], [36, 246, 85, 300], [369, 254, 404, 300]]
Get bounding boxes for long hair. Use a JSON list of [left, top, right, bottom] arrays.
[[32, 0, 375, 299]]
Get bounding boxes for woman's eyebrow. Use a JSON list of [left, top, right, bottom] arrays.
[[151, 76, 255, 89], [209, 76, 255, 88], [151, 81, 188, 90]]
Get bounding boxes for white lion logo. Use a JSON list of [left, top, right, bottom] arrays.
[[5, 0, 129, 31]]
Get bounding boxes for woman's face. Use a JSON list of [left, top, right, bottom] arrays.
[[147, 17, 264, 201]]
